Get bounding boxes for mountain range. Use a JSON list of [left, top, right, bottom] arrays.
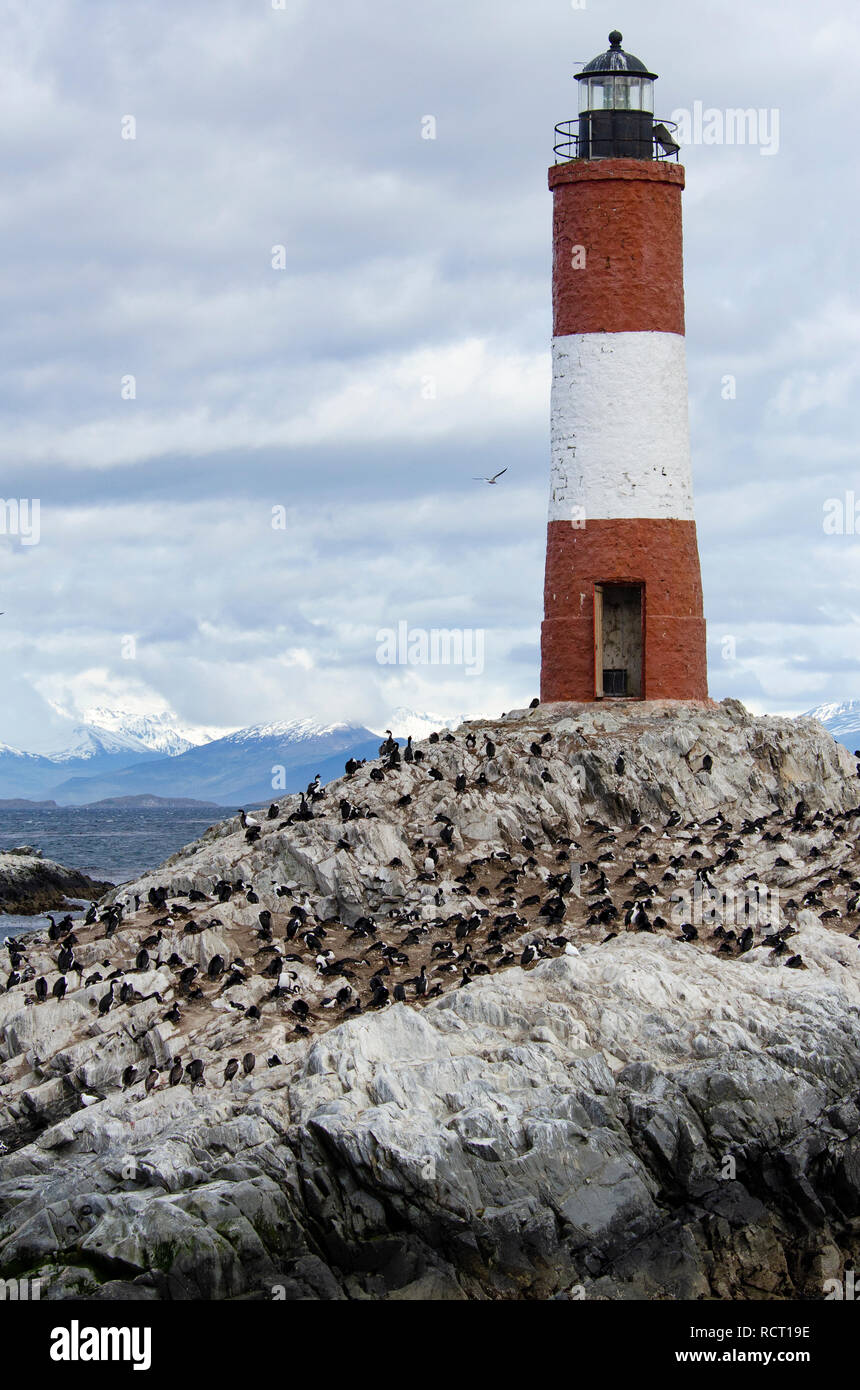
[[0, 707, 460, 807], [0, 701, 852, 807]]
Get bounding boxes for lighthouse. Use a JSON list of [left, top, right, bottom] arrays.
[[540, 31, 708, 704]]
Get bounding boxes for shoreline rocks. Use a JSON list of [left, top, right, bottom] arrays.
[[0, 848, 114, 916]]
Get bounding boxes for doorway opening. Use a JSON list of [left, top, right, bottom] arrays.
[[594, 583, 644, 699]]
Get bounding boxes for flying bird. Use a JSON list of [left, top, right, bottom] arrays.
[[473, 469, 508, 485]]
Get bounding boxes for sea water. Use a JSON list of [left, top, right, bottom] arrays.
[[0, 805, 223, 941]]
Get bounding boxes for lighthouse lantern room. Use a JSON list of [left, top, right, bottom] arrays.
[[541, 32, 708, 705], [577, 30, 656, 160]]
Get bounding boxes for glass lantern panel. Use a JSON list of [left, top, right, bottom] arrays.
[[578, 80, 590, 112], [614, 76, 634, 110], [640, 79, 654, 113], [589, 76, 613, 109]]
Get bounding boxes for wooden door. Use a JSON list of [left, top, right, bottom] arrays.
[[594, 584, 604, 699]]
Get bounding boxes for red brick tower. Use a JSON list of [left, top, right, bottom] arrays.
[[540, 32, 708, 703]]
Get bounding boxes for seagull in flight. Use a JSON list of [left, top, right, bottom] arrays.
[[474, 469, 508, 485]]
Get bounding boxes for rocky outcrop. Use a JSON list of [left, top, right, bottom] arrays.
[[2, 923, 860, 1301], [0, 699, 858, 1300], [102, 697, 858, 914], [0, 848, 113, 915]]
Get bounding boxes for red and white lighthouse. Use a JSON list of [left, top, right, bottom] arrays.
[[540, 31, 708, 704]]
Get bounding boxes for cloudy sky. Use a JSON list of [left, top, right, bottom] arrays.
[[0, 0, 857, 750]]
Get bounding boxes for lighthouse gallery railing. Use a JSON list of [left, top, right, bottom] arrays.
[[553, 119, 681, 164]]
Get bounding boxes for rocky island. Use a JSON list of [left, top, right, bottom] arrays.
[[0, 847, 114, 916], [1, 699, 859, 1300]]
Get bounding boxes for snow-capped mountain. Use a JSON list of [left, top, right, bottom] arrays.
[[802, 700, 860, 751], [66, 708, 228, 758], [371, 707, 466, 741], [32, 706, 231, 762], [222, 719, 351, 747], [0, 742, 34, 759], [44, 724, 154, 762], [0, 707, 218, 798]]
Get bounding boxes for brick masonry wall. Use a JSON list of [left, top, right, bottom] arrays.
[[549, 159, 686, 337], [541, 517, 708, 702]]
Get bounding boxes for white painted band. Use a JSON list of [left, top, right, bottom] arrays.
[[549, 331, 695, 523]]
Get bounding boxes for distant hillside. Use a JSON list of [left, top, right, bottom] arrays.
[[0, 741, 160, 801], [86, 795, 222, 810]]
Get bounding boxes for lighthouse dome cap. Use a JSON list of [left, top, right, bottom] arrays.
[[578, 31, 657, 79]]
